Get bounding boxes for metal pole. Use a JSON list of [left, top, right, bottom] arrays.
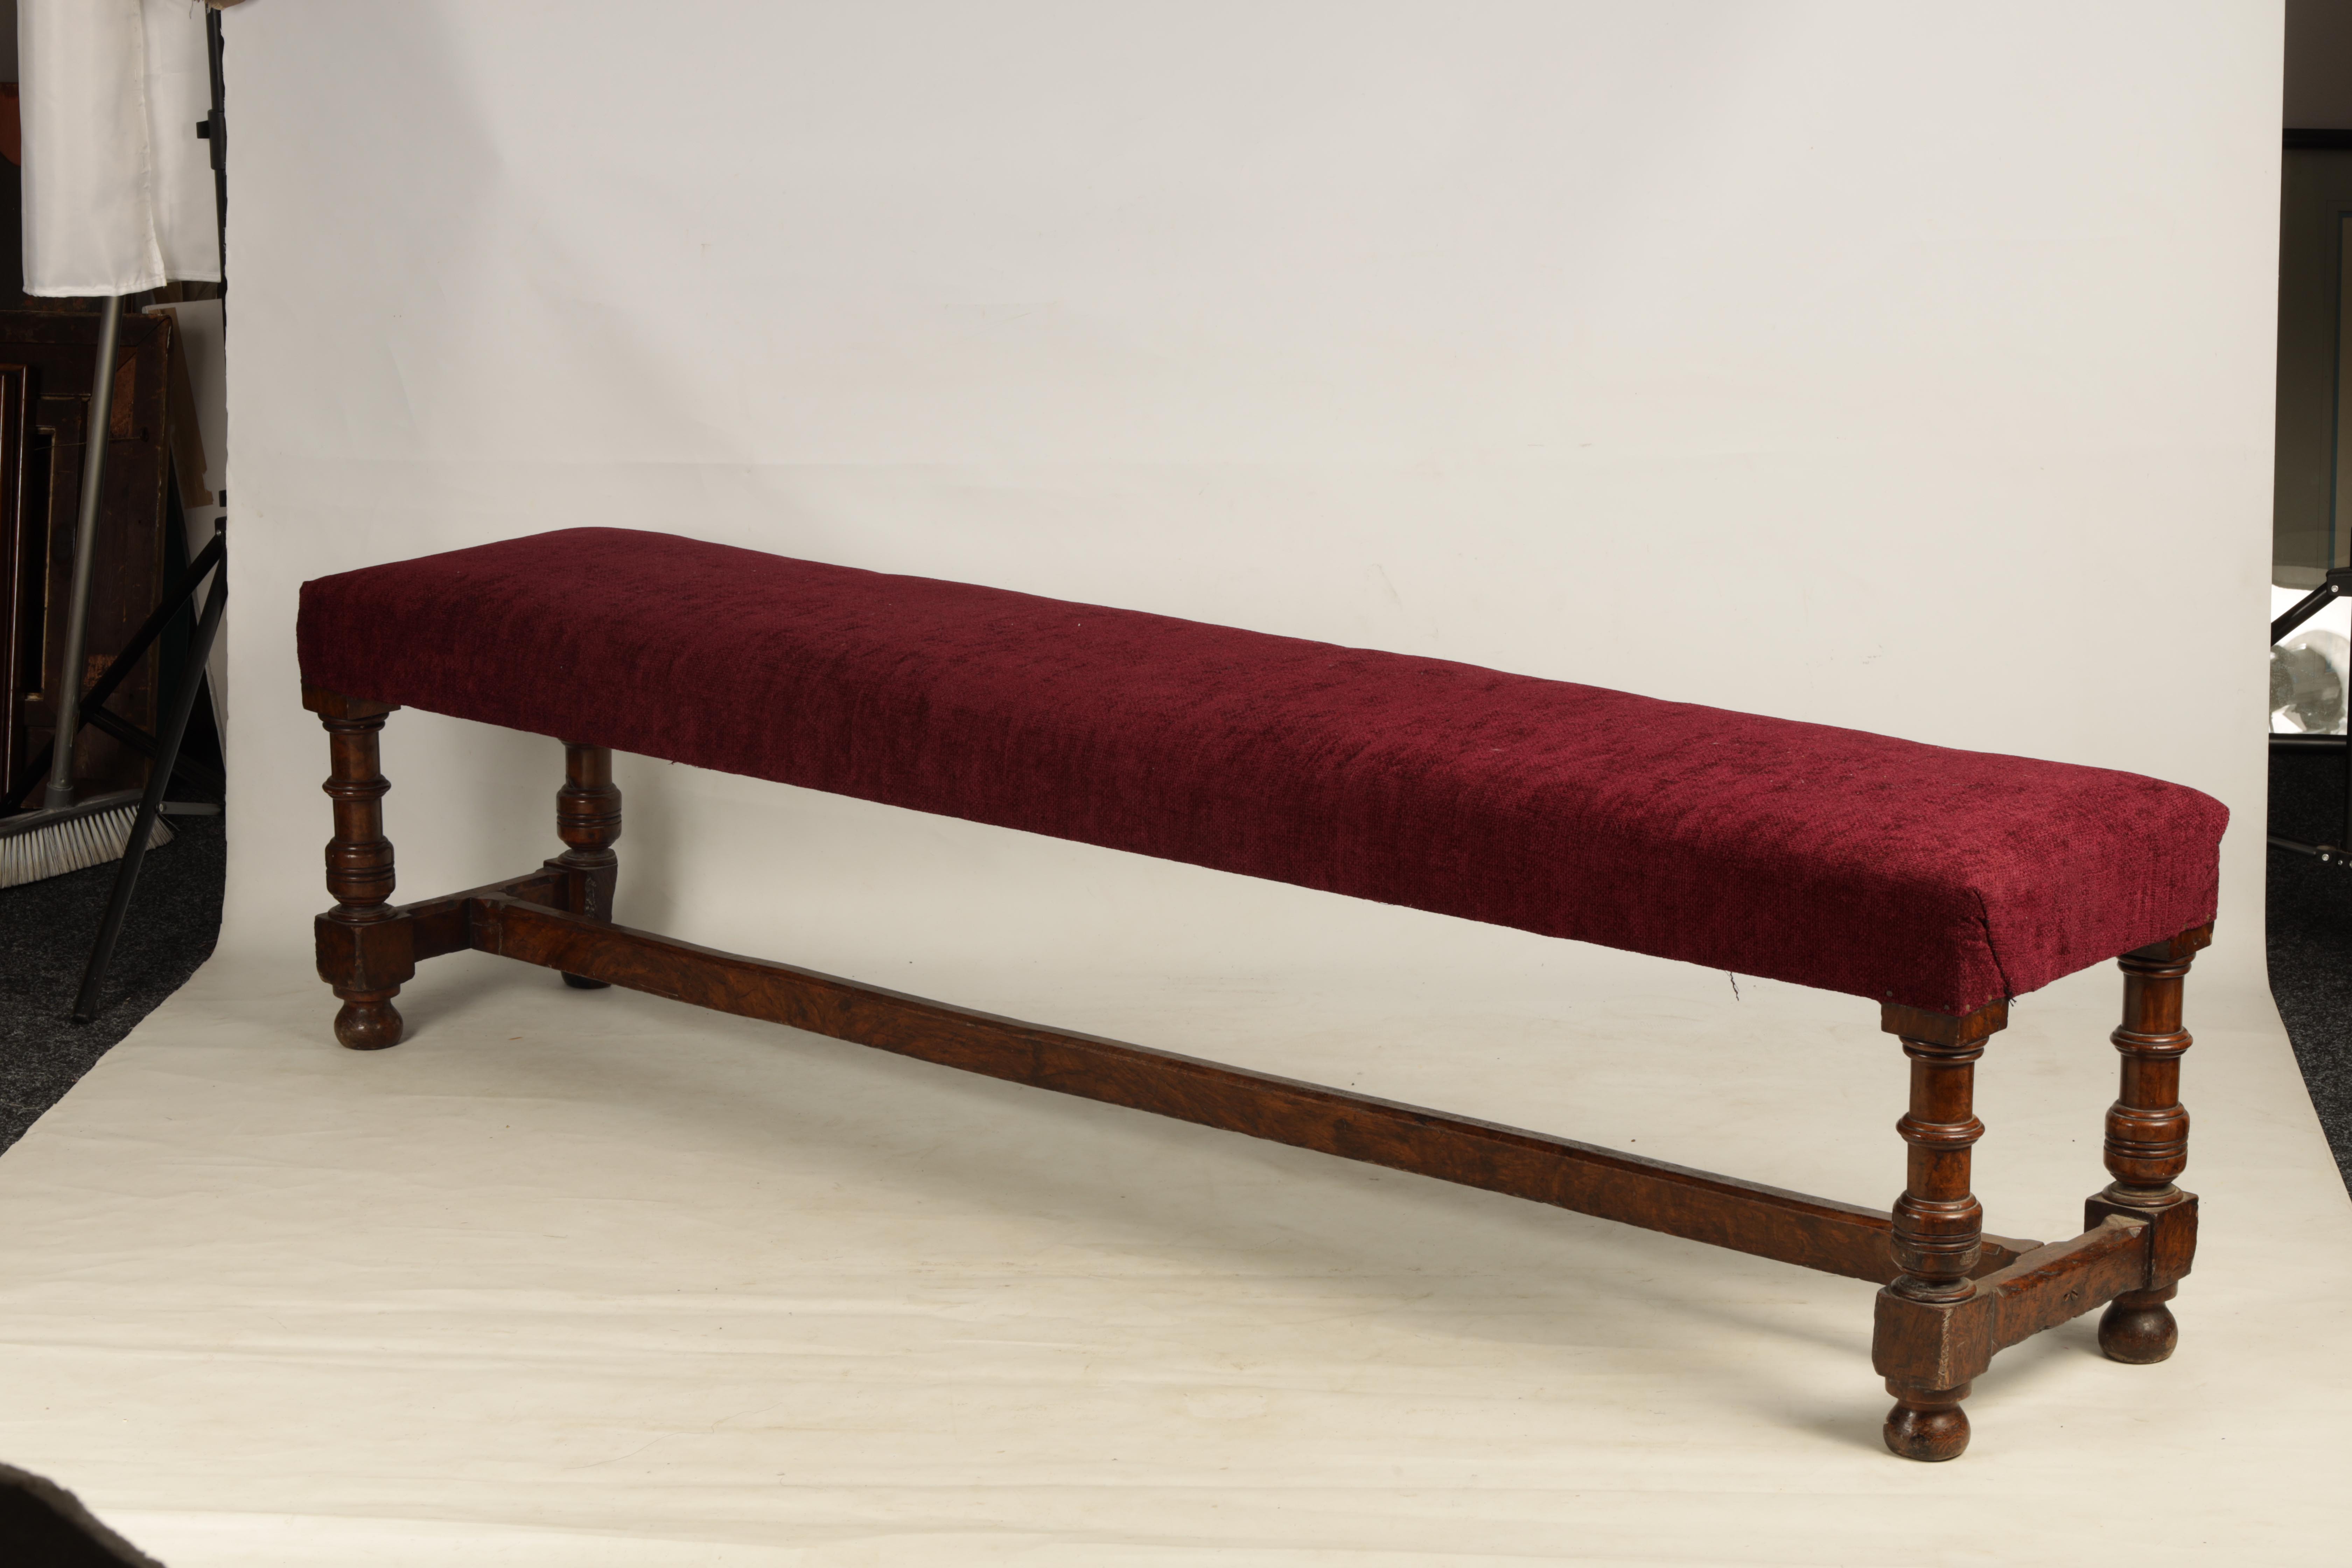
[[206, 7, 228, 281], [41, 293, 125, 810]]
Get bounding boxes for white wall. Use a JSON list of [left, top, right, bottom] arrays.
[[223, 4, 2283, 1013]]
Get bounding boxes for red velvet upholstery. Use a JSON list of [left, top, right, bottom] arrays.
[[298, 528, 2225, 1015]]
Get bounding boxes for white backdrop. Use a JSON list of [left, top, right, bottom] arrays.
[[223, 2, 2281, 999]]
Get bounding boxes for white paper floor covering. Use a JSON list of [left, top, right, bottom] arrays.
[[0, 938, 2343, 1565]]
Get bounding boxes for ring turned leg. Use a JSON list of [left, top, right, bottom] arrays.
[[2088, 925, 2208, 1364], [306, 689, 410, 1050], [552, 743, 621, 989], [1876, 1000, 2003, 1461]]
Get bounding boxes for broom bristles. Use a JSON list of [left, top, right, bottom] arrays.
[[0, 803, 173, 891]]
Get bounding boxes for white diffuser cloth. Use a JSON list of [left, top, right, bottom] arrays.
[[17, 0, 219, 296]]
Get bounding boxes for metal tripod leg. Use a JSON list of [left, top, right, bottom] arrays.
[[72, 567, 227, 1023]]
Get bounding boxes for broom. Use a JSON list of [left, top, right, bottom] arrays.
[[0, 789, 170, 889], [0, 293, 174, 890]]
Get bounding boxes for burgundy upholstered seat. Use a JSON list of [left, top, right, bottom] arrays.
[[298, 528, 2225, 1016]]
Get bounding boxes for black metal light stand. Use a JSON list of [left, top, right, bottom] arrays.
[[65, 7, 233, 1020]]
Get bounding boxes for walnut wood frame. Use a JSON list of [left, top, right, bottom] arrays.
[[304, 688, 2210, 1462]]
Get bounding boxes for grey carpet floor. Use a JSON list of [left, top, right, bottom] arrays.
[[0, 815, 224, 1154], [2263, 748, 2352, 1191]]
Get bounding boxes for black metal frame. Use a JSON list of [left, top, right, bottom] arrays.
[[2269, 567, 2352, 867], [2272, 130, 2352, 861]]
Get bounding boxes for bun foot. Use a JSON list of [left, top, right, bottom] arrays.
[[561, 972, 609, 990], [1884, 1385, 1971, 1462], [2098, 1290, 2178, 1364], [334, 992, 405, 1050]]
